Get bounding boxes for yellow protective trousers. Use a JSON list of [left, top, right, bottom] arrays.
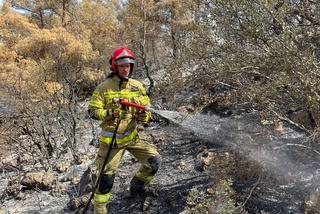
[[94, 135, 161, 214]]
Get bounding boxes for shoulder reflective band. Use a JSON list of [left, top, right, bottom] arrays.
[[104, 91, 140, 99]]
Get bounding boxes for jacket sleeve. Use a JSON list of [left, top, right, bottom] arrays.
[[138, 84, 151, 106], [138, 84, 152, 124], [88, 87, 113, 121]]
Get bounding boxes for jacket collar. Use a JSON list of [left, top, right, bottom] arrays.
[[111, 74, 129, 89]]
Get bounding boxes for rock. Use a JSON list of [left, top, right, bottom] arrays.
[[21, 172, 55, 190], [202, 151, 214, 166], [195, 150, 214, 171], [118, 172, 127, 178], [2, 154, 18, 171], [177, 106, 188, 112], [202, 156, 211, 167], [274, 120, 284, 133], [17, 153, 33, 164], [206, 188, 215, 195], [55, 160, 70, 173], [177, 105, 194, 113], [178, 160, 187, 170], [75, 154, 90, 165]]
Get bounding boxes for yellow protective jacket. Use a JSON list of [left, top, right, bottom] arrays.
[[88, 75, 150, 145]]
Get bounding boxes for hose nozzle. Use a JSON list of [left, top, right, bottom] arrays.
[[112, 98, 121, 103], [145, 106, 156, 113]]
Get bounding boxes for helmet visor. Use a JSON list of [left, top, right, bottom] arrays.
[[115, 57, 135, 65]]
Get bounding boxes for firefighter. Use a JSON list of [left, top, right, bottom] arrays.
[[88, 47, 161, 214]]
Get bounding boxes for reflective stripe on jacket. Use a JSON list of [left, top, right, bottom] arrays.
[[99, 129, 138, 144]]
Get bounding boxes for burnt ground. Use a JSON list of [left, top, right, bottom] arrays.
[[1, 111, 320, 214]]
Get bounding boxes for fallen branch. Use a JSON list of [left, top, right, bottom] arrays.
[[241, 66, 275, 81], [271, 110, 311, 135], [274, 143, 320, 156], [217, 81, 239, 90], [240, 173, 262, 209]]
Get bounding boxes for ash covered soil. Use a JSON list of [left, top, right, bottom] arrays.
[[0, 111, 320, 214]]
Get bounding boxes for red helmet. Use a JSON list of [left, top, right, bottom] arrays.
[[109, 47, 135, 73]]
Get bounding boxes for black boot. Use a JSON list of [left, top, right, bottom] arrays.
[[130, 176, 146, 197]]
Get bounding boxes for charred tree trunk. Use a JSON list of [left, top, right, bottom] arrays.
[[62, 0, 67, 27], [39, 8, 44, 28]]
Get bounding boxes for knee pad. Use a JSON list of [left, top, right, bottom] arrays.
[[148, 155, 162, 175], [98, 174, 115, 194]]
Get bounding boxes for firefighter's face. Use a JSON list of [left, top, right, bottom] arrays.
[[117, 63, 131, 78]]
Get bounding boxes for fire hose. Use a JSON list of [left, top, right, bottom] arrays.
[[112, 98, 156, 113]]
